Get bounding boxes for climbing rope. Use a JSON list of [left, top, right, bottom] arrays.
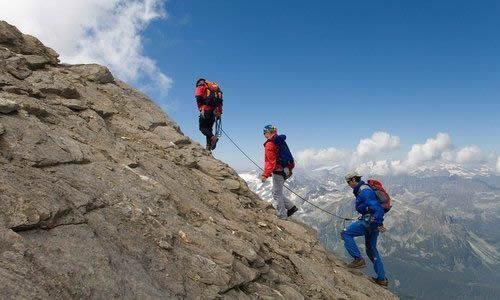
[[220, 127, 356, 221], [215, 117, 222, 138]]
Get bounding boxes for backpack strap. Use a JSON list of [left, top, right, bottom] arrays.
[[355, 184, 371, 196], [359, 184, 371, 191]]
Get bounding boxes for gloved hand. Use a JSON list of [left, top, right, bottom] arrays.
[[199, 108, 205, 118], [214, 110, 222, 119], [370, 222, 385, 232], [260, 175, 268, 183]]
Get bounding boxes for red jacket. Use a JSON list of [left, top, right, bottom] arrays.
[[263, 135, 282, 178], [195, 85, 223, 114]]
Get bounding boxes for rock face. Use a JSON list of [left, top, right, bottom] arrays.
[[0, 21, 396, 299]]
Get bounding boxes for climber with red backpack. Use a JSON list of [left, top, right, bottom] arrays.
[[341, 171, 391, 287], [261, 125, 298, 220], [195, 78, 223, 150]]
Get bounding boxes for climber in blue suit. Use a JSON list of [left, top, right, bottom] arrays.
[[341, 171, 388, 287]]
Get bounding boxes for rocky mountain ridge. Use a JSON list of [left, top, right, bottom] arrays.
[[0, 21, 395, 299]]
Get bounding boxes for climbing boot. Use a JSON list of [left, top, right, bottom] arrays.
[[210, 136, 219, 150], [371, 277, 389, 287], [347, 258, 366, 269], [287, 206, 298, 217]]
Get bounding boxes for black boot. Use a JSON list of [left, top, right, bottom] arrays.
[[287, 206, 298, 217], [210, 136, 219, 150]]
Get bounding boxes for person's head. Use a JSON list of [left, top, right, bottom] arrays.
[[263, 124, 277, 139], [196, 78, 206, 86], [345, 171, 362, 188]]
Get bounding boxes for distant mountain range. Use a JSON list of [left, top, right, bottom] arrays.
[[240, 167, 500, 299]]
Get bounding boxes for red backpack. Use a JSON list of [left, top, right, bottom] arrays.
[[367, 179, 392, 213], [205, 81, 223, 103]]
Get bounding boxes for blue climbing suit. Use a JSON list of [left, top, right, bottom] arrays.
[[341, 181, 386, 281]]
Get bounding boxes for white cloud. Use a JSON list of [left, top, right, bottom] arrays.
[[295, 132, 497, 176], [296, 147, 348, 168], [440, 150, 456, 162], [455, 146, 486, 164], [355, 131, 400, 157], [406, 133, 452, 167], [0, 0, 171, 92], [357, 160, 391, 176], [389, 160, 407, 174]]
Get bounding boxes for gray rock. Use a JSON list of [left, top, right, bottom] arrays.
[[277, 284, 305, 300], [25, 71, 80, 99], [37, 84, 80, 99], [4, 56, 32, 79], [57, 98, 87, 111], [1, 85, 33, 96], [157, 239, 173, 250], [0, 21, 59, 65], [0, 47, 12, 59], [0, 21, 22, 45], [90, 99, 117, 117], [0, 70, 18, 86], [69, 64, 115, 84], [22, 54, 52, 70], [223, 178, 241, 191], [0, 97, 19, 113]]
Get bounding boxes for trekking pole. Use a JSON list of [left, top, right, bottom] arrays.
[[220, 127, 355, 222]]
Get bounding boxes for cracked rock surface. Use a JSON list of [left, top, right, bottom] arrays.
[[0, 21, 396, 299]]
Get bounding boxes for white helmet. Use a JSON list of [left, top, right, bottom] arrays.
[[344, 171, 362, 181]]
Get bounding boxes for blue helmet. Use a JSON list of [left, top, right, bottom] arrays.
[[263, 124, 277, 134]]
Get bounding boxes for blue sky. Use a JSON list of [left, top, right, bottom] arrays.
[[140, 0, 500, 170], [3, 0, 498, 171]]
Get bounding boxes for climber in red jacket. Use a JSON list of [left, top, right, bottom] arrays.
[[261, 125, 298, 220], [195, 78, 223, 150]]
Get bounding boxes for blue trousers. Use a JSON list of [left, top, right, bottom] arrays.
[[341, 220, 386, 280]]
